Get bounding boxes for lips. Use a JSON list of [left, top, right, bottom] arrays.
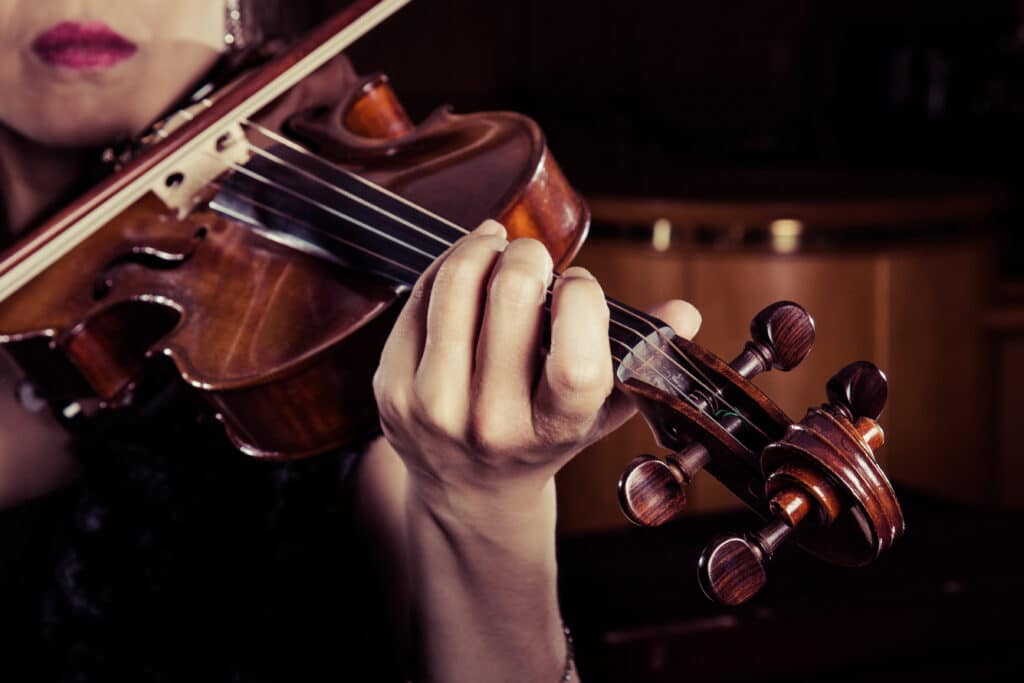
[[31, 21, 138, 70]]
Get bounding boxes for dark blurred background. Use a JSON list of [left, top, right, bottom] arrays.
[[341, 1, 1024, 681]]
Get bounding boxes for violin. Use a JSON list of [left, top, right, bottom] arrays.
[[0, 0, 902, 605]]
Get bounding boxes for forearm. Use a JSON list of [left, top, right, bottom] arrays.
[[408, 479, 571, 683], [371, 223, 698, 681]]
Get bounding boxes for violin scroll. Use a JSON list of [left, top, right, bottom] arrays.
[[698, 361, 902, 605], [617, 301, 815, 527], [614, 300, 903, 606]]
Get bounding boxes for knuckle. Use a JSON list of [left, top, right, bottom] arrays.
[[476, 219, 508, 237], [468, 409, 515, 453], [372, 366, 386, 397], [559, 273, 607, 309], [372, 366, 392, 402], [547, 355, 612, 397], [410, 381, 462, 437], [373, 376, 408, 423], [506, 237, 553, 264], [434, 250, 483, 291], [435, 237, 505, 287], [489, 263, 544, 307]]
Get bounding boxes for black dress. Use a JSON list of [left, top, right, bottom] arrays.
[[0, 361, 389, 683]]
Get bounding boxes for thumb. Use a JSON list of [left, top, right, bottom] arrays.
[[591, 299, 701, 439], [647, 299, 702, 340]]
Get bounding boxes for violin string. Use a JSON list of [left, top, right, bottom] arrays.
[[238, 118, 736, 418], [239, 118, 466, 241], [218, 161, 438, 261], [207, 182, 424, 278], [212, 164, 763, 442], [226, 143, 763, 440], [189, 111, 737, 416], [232, 138, 763, 439], [245, 139, 455, 249], [212, 177, 744, 443], [162, 114, 763, 439], [211, 176, 724, 436], [214, 178, 731, 436], [233, 118, 753, 426], [606, 336, 749, 448]]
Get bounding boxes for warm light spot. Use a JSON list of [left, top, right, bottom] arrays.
[[769, 219, 803, 254], [652, 218, 672, 252]]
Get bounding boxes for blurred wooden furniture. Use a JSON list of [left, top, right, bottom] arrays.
[[556, 171, 1007, 532], [985, 280, 1024, 507], [558, 488, 1024, 681]]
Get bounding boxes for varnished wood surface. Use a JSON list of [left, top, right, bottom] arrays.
[[289, 75, 589, 269], [0, 69, 591, 459]]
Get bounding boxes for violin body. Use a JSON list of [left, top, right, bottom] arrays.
[[0, 73, 587, 459]]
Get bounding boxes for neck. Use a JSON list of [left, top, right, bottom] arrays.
[[0, 126, 94, 237]]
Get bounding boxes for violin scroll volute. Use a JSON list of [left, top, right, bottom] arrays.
[[699, 361, 904, 606]]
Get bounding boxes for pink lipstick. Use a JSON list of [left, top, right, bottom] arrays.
[[31, 21, 138, 70]]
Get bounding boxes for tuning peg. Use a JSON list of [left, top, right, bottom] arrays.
[[826, 361, 888, 421], [730, 302, 815, 379], [699, 457, 847, 605], [698, 519, 789, 606], [699, 483, 830, 605], [618, 443, 711, 526]]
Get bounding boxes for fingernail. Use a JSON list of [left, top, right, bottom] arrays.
[[475, 220, 507, 238], [561, 266, 595, 281]]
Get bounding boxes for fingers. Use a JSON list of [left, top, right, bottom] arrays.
[[472, 238, 554, 436], [533, 266, 614, 441], [648, 299, 702, 340], [375, 221, 506, 425], [413, 227, 509, 427]]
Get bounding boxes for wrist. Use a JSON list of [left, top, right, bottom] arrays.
[[407, 472, 558, 548]]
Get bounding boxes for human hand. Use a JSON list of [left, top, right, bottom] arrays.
[[373, 220, 701, 518]]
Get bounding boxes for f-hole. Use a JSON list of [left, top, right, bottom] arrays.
[[93, 226, 208, 300]]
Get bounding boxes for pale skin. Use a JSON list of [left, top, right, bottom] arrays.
[[0, 2, 702, 681]]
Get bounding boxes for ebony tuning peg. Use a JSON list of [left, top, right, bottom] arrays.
[[698, 481, 835, 605], [619, 302, 817, 528], [826, 361, 888, 421], [730, 301, 815, 379], [698, 519, 788, 606]]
